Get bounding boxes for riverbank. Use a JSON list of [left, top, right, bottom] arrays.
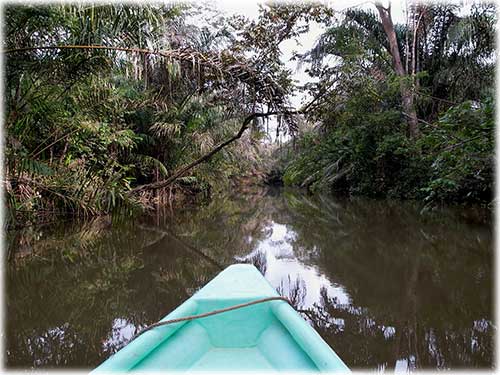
[[275, 100, 494, 207], [4, 166, 271, 230]]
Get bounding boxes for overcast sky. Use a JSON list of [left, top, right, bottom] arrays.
[[211, 0, 406, 106], [206, 0, 407, 141]]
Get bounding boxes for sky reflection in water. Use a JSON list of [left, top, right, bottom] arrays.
[[238, 221, 351, 308], [6, 188, 493, 371]]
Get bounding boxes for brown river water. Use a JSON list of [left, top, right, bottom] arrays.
[[6, 187, 493, 371]]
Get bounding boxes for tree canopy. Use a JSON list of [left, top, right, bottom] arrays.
[[3, 2, 496, 228]]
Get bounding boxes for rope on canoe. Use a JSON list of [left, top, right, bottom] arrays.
[[129, 296, 291, 343]]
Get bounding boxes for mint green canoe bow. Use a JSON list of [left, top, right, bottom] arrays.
[[93, 264, 350, 372]]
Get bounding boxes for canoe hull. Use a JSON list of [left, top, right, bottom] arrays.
[[93, 264, 350, 372]]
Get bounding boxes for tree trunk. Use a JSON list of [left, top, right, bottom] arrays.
[[375, 2, 419, 139]]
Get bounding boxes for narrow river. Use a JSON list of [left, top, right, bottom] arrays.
[[6, 187, 493, 371]]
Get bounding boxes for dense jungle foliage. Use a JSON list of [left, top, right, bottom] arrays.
[[282, 3, 495, 205], [3, 2, 496, 228]]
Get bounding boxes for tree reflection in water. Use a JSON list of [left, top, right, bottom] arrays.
[[6, 187, 493, 370], [241, 250, 267, 276], [277, 274, 307, 310], [299, 285, 493, 371]]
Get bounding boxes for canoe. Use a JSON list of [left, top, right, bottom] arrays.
[[93, 264, 350, 372]]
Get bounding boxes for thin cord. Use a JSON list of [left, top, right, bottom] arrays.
[[129, 296, 291, 343]]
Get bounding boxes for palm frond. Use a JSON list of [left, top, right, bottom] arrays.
[[191, 131, 215, 154], [150, 121, 181, 138]]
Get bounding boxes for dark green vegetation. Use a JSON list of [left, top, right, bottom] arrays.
[[4, 3, 495, 228], [4, 3, 308, 227], [283, 3, 495, 205], [7, 188, 492, 369]]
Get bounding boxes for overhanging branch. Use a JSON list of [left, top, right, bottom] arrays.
[[4, 44, 290, 116], [129, 110, 297, 194]]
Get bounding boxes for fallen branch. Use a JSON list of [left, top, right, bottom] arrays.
[[129, 111, 294, 194]]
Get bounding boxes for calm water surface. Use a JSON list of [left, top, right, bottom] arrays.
[[6, 188, 493, 371]]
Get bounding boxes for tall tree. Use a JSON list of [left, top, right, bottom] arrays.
[[375, 1, 419, 139]]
